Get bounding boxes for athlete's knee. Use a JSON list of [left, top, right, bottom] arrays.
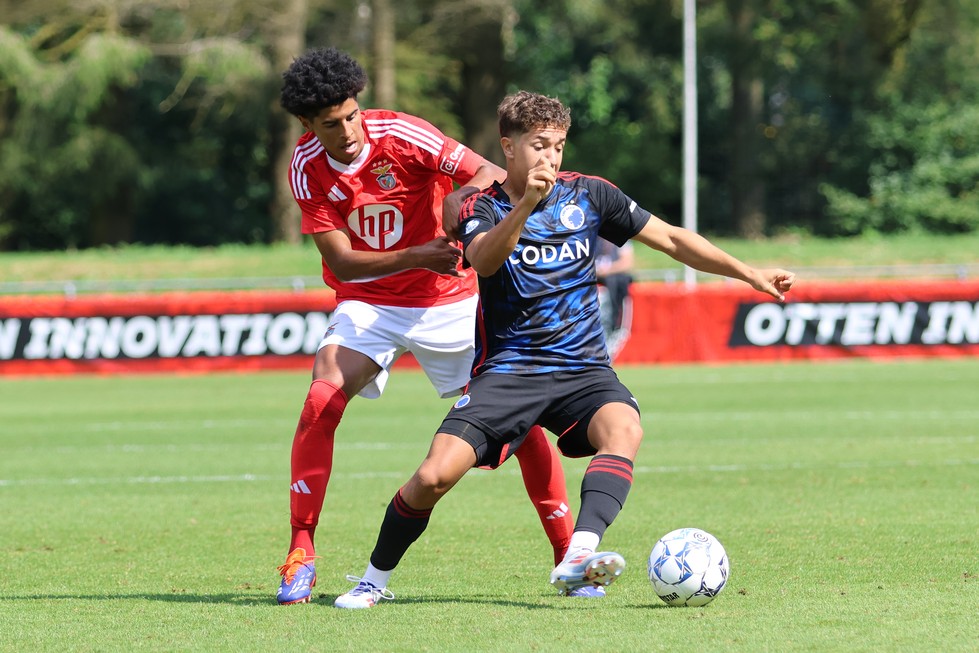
[[311, 345, 377, 397], [402, 472, 446, 510], [615, 420, 644, 453], [304, 379, 348, 421], [411, 460, 462, 501], [591, 415, 643, 459]]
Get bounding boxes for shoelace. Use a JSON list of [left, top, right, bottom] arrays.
[[344, 575, 395, 601], [277, 549, 319, 583]]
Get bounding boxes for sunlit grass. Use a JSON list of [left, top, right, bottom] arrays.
[[2, 232, 978, 285], [1, 360, 977, 651]]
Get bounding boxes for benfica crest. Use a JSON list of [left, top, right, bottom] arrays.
[[370, 163, 397, 190]]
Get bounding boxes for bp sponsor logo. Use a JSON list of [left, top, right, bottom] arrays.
[[347, 203, 404, 249]]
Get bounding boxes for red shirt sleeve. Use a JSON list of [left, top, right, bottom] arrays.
[[376, 111, 486, 186]]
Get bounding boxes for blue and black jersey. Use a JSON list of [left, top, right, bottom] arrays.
[[459, 171, 651, 376]]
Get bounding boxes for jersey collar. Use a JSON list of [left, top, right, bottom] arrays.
[[326, 141, 372, 177]]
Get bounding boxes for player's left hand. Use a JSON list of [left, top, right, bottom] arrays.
[[442, 186, 479, 241], [751, 269, 795, 302], [413, 236, 465, 277]]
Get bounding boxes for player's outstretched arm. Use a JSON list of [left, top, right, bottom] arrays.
[[312, 230, 463, 281], [633, 215, 795, 302]]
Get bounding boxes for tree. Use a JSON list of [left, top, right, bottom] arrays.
[[423, 0, 514, 162], [378, 0, 513, 159], [2, 0, 975, 251], [0, 25, 150, 248], [506, 0, 684, 219], [371, 0, 396, 108], [698, 0, 929, 236], [724, 0, 766, 238], [0, 0, 284, 249], [822, 0, 979, 234], [267, 0, 309, 245]]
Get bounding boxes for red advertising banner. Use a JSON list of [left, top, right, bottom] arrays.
[[614, 278, 979, 364], [0, 290, 337, 375], [1, 279, 977, 375]]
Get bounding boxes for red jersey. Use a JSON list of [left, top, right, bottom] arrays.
[[289, 109, 481, 307]]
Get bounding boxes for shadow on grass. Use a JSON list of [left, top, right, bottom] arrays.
[[1, 591, 672, 610], [0, 593, 274, 606], [389, 593, 671, 610]]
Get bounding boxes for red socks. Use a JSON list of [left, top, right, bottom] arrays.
[[288, 379, 348, 558], [514, 425, 574, 564], [287, 387, 573, 566]]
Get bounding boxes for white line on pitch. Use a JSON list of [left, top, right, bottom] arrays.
[[3, 433, 974, 456], [2, 458, 977, 488], [3, 408, 977, 436], [2, 442, 427, 455]]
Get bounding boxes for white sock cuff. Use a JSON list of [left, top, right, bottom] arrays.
[[363, 563, 392, 589], [568, 531, 601, 554]]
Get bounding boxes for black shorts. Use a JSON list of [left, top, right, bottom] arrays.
[[438, 366, 639, 469]]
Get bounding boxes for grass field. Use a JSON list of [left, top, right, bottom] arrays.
[[2, 360, 978, 652], [2, 231, 979, 285]]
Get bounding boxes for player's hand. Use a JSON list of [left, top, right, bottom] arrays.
[[442, 186, 478, 241], [749, 268, 796, 302], [523, 157, 556, 206], [412, 236, 465, 277]]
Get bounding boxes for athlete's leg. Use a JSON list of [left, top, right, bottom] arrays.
[[279, 344, 382, 604], [288, 344, 380, 559], [513, 426, 574, 564], [281, 299, 415, 603], [336, 433, 476, 601], [408, 298, 573, 563], [571, 402, 641, 545], [551, 402, 641, 595]]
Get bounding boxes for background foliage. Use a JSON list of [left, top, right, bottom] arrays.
[[0, 0, 977, 251]]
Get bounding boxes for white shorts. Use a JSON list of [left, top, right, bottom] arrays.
[[319, 295, 478, 399]]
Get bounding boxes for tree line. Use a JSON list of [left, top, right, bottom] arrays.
[[0, 0, 976, 251]]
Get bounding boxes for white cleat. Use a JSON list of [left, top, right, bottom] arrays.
[[550, 550, 625, 596], [333, 575, 395, 609]]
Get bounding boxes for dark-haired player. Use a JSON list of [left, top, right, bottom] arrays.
[[334, 90, 795, 607], [274, 50, 574, 605]]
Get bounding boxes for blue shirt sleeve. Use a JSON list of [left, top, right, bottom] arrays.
[[589, 177, 652, 246]]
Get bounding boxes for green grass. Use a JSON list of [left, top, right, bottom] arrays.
[[1, 231, 978, 284], [700, 231, 979, 269], [1, 360, 978, 651], [0, 242, 325, 285]]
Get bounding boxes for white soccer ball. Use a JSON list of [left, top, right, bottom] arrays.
[[647, 527, 729, 607]]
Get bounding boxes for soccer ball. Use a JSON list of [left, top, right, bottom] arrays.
[[647, 527, 729, 607]]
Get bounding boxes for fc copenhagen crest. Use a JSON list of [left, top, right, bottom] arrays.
[[559, 203, 586, 230], [370, 163, 397, 190]]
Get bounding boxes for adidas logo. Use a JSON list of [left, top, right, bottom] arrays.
[[545, 502, 570, 520], [291, 480, 312, 494]]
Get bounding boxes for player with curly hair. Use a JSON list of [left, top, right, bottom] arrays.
[[273, 49, 575, 605]]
